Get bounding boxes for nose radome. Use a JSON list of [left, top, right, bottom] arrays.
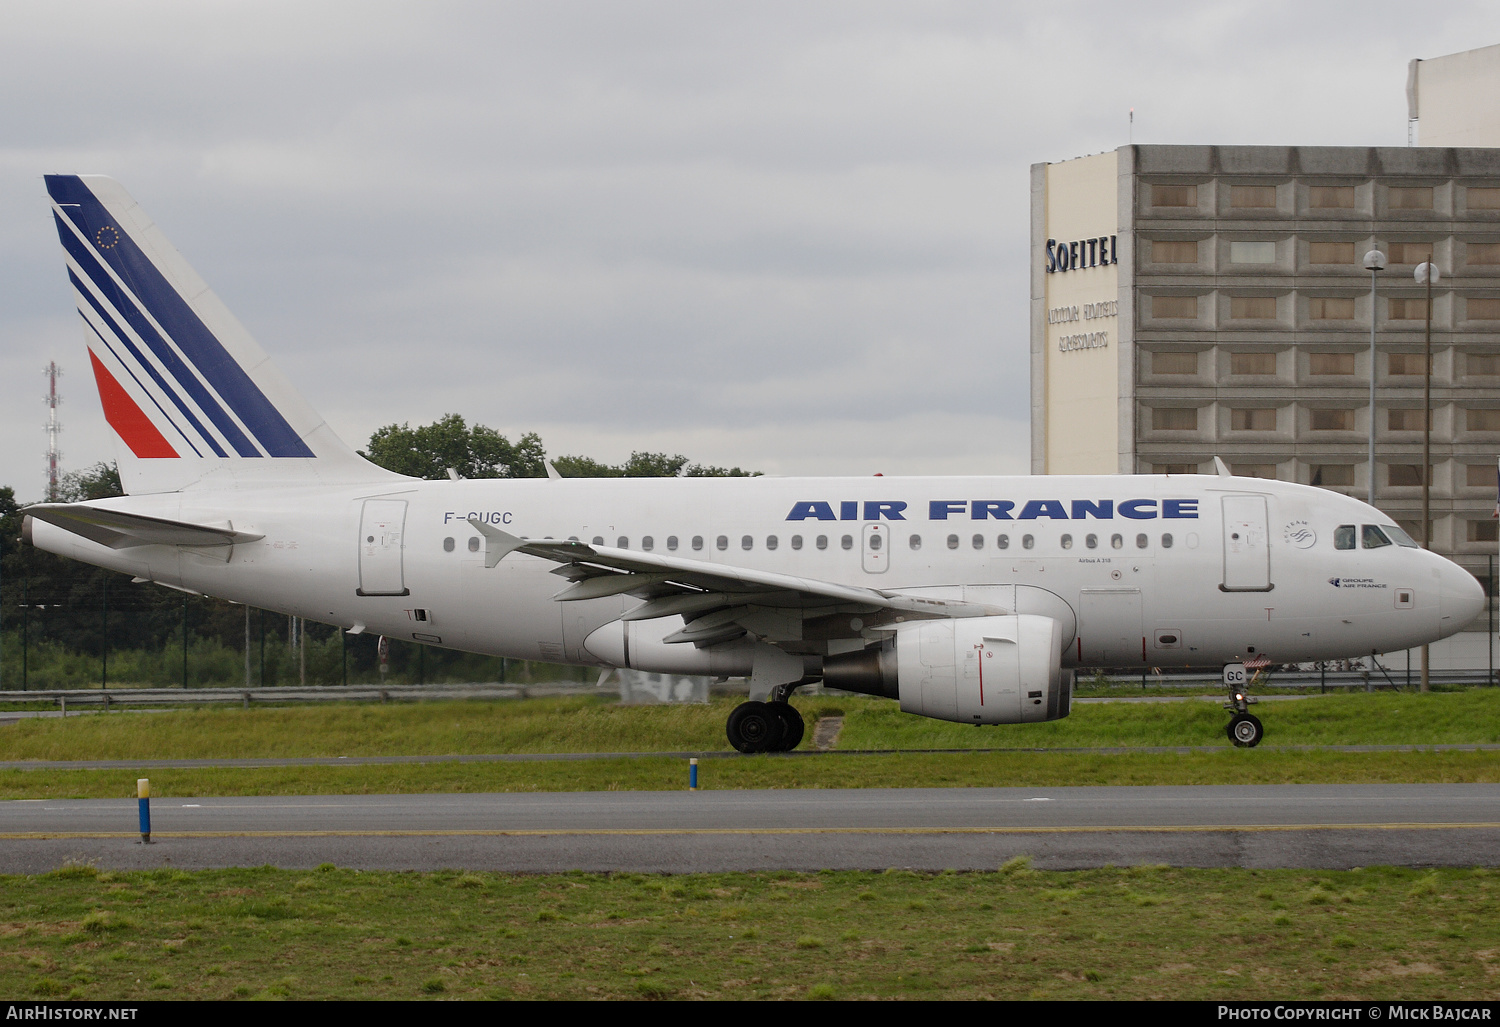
[[1438, 559, 1486, 637]]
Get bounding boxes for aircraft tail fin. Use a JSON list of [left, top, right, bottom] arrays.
[[44, 175, 403, 494]]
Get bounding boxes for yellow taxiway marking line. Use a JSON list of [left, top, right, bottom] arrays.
[[3, 823, 1500, 840]]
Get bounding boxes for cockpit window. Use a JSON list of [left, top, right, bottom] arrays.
[[1333, 525, 1356, 550], [1384, 524, 1420, 548], [1361, 525, 1392, 549]]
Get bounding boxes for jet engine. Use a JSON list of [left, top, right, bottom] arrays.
[[822, 615, 1070, 725]]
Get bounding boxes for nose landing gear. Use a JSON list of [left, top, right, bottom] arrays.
[[725, 687, 806, 754], [1222, 663, 1263, 747]]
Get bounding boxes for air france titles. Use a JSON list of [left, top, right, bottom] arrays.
[[785, 499, 1199, 521]]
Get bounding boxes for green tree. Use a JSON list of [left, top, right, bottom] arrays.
[[361, 415, 546, 479], [552, 451, 758, 478], [57, 461, 124, 501]]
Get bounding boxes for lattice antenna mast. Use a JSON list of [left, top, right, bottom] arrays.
[[44, 361, 62, 501]]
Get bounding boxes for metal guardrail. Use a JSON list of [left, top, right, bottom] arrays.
[[0, 683, 600, 710]]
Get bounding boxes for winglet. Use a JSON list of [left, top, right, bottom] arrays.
[[1214, 456, 1232, 478], [544, 460, 562, 480], [467, 517, 530, 568]]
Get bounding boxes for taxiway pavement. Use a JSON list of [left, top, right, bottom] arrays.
[[3, 784, 1497, 873]]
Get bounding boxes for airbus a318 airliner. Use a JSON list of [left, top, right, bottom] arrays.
[[22, 176, 1487, 751]]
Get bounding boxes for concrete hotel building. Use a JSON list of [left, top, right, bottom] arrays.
[[1029, 144, 1500, 601]]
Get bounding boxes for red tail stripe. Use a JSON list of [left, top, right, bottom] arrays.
[[88, 348, 178, 458]]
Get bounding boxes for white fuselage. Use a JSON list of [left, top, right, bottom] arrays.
[[29, 473, 1485, 673]]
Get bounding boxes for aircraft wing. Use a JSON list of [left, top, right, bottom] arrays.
[[23, 503, 264, 550], [469, 519, 998, 645]]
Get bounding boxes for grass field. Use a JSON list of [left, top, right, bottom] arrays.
[[4, 690, 1500, 761], [2, 692, 1499, 799], [5, 863, 1498, 1000]]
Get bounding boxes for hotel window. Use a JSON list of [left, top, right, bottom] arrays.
[[1152, 463, 1198, 474], [1469, 187, 1500, 210], [1231, 464, 1277, 479], [1308, 353, 1355, 375], [1467, 464, 1498, 487], [1466, 353, 1500, 376], [1308, 297, 1355, 320], [1309, 186, 1355, 209], [1468, 243, 1500, 265], [1386, 242, 1434, 265], [1468, 299, 1500, 320], [1231, 408, 1276, 431], [1230, 296, 1277, 319], [1388, 187, 1434, 210], [1151, 351, 1198, 375], [1471, 521, 1500, 543], [1310, 409, 1353, 431], [1310, 465, 1355, 487], [1388, 465, 1427, 487], [1230, 351, 1276, 376], [1151, 296, 1197, 319], [1389, 298, 1429, 320], [1151, 184, 1197, 208], [1388, 353, 1424, 375], [1308, 241, 1356, 265], [1152, 240, 1198, 263], [1230, 185, 1277, 208], [1154, 408, 1198, 431], [1467, 408, 1500, 432], [1388, 409, 1424, 431], [1229, 240, 1276, 264]]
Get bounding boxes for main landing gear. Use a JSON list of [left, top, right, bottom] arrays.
[[726, 690, 806, 754], [1222, 663, 1264, 748]]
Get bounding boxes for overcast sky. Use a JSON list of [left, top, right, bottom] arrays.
[[4, 1, 1499, 500]]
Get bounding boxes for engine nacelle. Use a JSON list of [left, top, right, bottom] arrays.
[[822, 615, 1070, 725]]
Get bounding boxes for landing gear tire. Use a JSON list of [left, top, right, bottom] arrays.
[[768, 702, 805, 751], [1227, 713, 1264, 748], [727, 700, 785, 754]]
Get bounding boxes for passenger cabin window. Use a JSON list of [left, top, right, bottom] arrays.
[[716, 536, 728, 551], [909, 535, 922, 550], [1111, 534, 1123, 549], [443, 537, 455, 552], [1060, 534, 1073, 550], [841, 535, 853, 550], [1362, 525, 1393, 549], [791, 535, 803, 550], [741, 535, 753, 551], [617, 536, 629, 549], [692, 536, 704, 550], [667, 536, 678, 551], [592, 536, 604, 546], [997, 534, 1010, 549], [946, 534, 959, 550], [868, 534, 882, 551], [1085, 534, 1098, 549], [642, 536, 654, 551], [766, 535, 778, 551], [1161, 534, 1174, 549], [1022, 534, 1035, 550], [1136, 534, 1148, 549], [468, 537, 480, 552], [1334, 525, 1356, 550], [816, 535, 828, 550], [972, 534, 985, 550]]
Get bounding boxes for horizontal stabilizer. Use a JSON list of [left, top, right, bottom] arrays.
[[23, 503, 263, 550]]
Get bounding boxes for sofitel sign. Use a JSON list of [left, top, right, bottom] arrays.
[[1045, 235, 1118, 273]]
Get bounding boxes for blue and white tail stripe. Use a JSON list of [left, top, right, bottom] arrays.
[[46, 175, 313, 460]]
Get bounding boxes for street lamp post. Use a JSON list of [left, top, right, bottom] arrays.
[[1364, 250, 1387, 507], [1416, 260, 1441, 693]]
